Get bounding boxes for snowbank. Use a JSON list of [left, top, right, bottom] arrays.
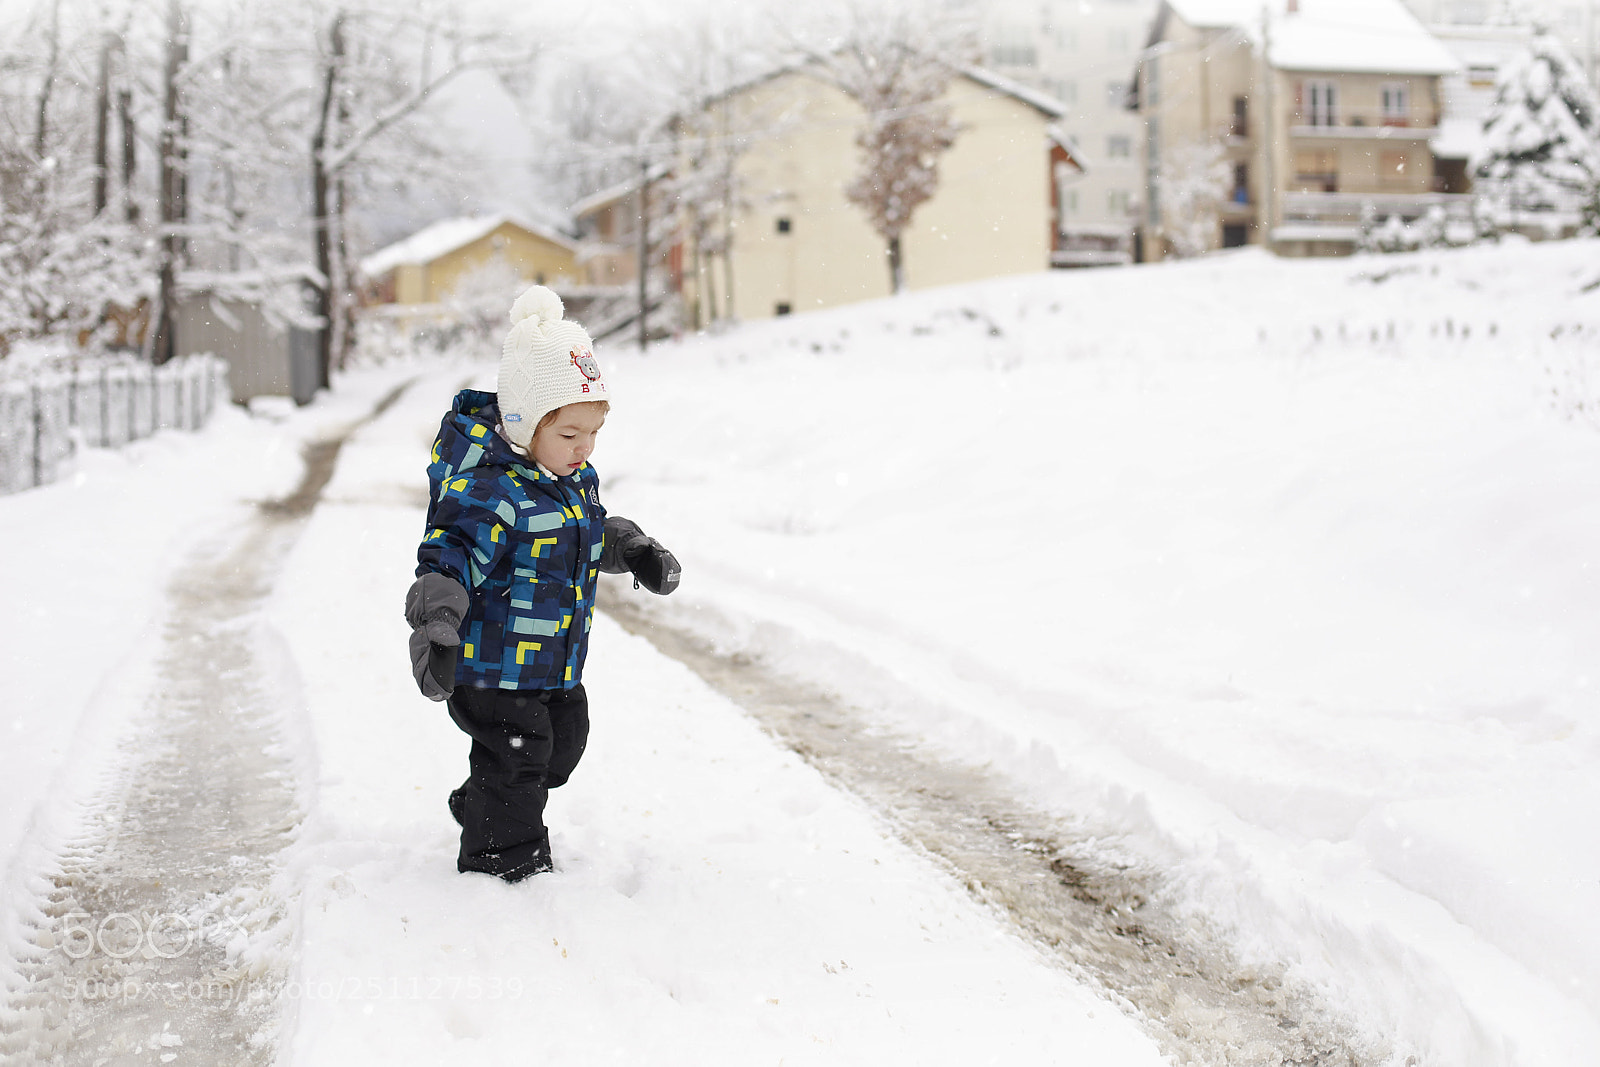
[[5, 238, 1600, 1066], [591, 240, 1600, 1065]]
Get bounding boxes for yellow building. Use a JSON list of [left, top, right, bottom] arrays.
[[676, 65, 1074, 323], [1137, 0, 1465, 258], [358, 214, 579, 309]]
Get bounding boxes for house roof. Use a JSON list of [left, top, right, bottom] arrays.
[[683, 57, 1071, 125], [955, 65, 1070, 119], [1047, 125, 1089, 173], [570, 165, 673, 221], [1162, 0, 1461, 75], [359, 214, 578, 279]]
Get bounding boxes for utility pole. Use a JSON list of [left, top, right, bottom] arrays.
[[1259, 3, 1276, 251], [637, 156, 650, 353]]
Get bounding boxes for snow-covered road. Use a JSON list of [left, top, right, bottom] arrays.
[[5, 239, 1600, 1065]]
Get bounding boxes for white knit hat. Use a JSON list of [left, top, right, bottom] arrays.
[[497, 285, 608, 449]]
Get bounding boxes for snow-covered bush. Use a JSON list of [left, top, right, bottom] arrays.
[[1158, 138, 1232, 258]]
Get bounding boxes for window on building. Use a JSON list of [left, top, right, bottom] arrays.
[[1222, 223, 1249, 248], [775, 217, 792, 234], [1231, 96, 1248, 137], [1066, 189, 1079, 213], [1059, 27, 1077, 50], [1381, 83, 1409, 126], [1294, 149, 1338, 192], [1468, 65, 1497, 88], [1108, 189, 1131, 216], [1108, 28, 1132, 52], [1052, 79, 1078, 106], [990, 40, 1038, 67], [775, 302, 792, 316], [1107, 135, 1131, 159], [1380, 151, 1411, 183], [1303, 80, 1337, 126], [1107, 81, 1129, 109], [1232, 162, 1249, 204]]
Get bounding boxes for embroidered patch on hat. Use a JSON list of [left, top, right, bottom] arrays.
[[571, 347, 601, 381]]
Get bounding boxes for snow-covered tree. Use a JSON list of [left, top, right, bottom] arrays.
[[0, 0, 150, 353], [799, 2, 977, 293], [1475, 30, 1600, 230], [1157, 138, 1230, 258]]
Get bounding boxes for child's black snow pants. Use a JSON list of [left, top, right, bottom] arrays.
[[446, 684, 589, 882]]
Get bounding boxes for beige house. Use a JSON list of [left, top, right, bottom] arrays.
[[1137, 0, 1465, 258], [358, 214, 579, 310], [674, 65, 1076, 323]]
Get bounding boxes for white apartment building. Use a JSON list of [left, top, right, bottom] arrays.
[[1403, 0, 1598, 82], [982, 0, 1160, 264]]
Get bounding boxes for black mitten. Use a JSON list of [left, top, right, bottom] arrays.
[[601, 516, 682, 596], [405, 572, 469, 700]]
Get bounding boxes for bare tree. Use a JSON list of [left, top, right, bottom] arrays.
[[302, 2, 536, 385], [799, 2, 975, 293], [649, 15, 777, 327]]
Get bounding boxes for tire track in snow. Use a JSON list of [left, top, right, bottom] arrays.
[[0, 383, 412, 1065], [602, 593, 1381, 1067]]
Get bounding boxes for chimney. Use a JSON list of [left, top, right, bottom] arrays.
[[1286, 0, 1298, 11]]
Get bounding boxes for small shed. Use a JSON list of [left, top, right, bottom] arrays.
[[176, 272, 320, 405]]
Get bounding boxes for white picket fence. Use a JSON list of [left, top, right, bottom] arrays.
[[0, 354, 230, 496]]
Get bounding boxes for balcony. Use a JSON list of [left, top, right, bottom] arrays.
[[1053, 225, 1134, 268], [1287, 113, 1441, 140], [1273, 190, 1475, 244]]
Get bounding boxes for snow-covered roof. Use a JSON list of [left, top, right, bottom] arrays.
[[359, 214, 577, 279], [958, 65, 1070, 119], [1163, 0, 1264, 30], [570, 165, 672, 221], [1047, 125, 1088, 173], [1164, 0, 1461, 75], [688, 58, 1070, 126], [1431, 115, 1483, 159]]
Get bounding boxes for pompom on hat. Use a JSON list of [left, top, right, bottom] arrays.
[[497, 285, 608, 450]]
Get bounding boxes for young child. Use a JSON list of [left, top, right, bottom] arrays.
[[404, 285, 679, 882]]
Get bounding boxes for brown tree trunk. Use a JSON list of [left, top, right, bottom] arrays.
[[152, 0, 188, 366], [93, 33, 114, 214], [887, 233, 905, 294], [119, 88, 138, 224], [33, 0, 60, 160], [310, 12, 346, 391]]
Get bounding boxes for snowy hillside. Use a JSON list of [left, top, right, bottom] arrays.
[[3, 238, 1599, 1066], [592, 238, 1600, 1065]]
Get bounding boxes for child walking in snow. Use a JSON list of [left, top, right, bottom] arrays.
[[404, 285, 680, 882]]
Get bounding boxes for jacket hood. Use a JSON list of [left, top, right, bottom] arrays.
[[428, 388, 529, 485]]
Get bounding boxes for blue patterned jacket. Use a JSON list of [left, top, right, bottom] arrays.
[[416, 389, 606, 691]]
